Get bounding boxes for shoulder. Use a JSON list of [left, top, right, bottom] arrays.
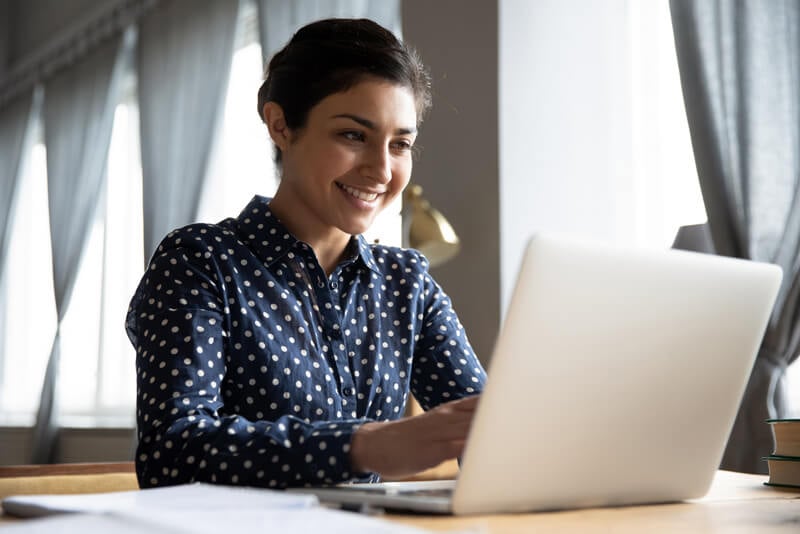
[[367, 244, 431, 277], [152, 220, 239, 256]]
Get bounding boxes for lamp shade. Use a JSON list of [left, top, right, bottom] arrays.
[[403, 184, 460, 267]]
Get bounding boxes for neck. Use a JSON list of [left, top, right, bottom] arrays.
[[268, 192, 351, 276]]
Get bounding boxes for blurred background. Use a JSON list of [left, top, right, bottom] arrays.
[[0, 0, 797, 473]]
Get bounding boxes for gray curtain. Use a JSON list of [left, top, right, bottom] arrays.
[[670, 0, 800, 473], [31, 31, 131, 464], [256, 0, 401, 66], [0, 88, 42, 392], [0, 91, 39, 275], [138, 0, 240, 259]]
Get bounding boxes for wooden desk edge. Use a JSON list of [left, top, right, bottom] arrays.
[[0, 462, 135, 478]]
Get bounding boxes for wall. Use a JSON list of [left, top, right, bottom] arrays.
[[402, 0, 502, 364], [499, 0, 634, 311], [0, 428, 134, 465], [402, 0, 639, 354]]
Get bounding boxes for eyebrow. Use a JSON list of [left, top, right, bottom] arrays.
[[332, 113, 417, 135]]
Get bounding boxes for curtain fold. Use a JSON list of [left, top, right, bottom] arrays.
[[256, 0, 401, 66], [0, 88, 42, 396], [670, 0, 800, 473], [0, 91, 38, 275], [138, 0, 240, 259], [31, 31, 131, 464]]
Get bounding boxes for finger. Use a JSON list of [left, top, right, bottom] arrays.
[[443, 394, 481, 412], [423, 418, 474, 442], [439, 439, 467, 460]]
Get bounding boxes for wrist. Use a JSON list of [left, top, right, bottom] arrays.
[[349, 422, 380, 474]]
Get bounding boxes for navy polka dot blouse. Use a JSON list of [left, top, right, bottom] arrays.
[[126, 196, 486, 489]]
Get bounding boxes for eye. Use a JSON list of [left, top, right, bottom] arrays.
[[390, 139, 413, 152], [340, 130, 365, 142]]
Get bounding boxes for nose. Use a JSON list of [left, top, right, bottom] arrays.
[[362, 145, 392, 184]]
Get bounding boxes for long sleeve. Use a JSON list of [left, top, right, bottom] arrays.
[[129, 234, 370, 489], [410, 257, 486, 410]]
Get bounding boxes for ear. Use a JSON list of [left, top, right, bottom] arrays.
[[262, 102, 291, 152]]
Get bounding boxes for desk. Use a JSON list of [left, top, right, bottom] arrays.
[[386, 471, 800, 533], [0, 462, 138, 513], [0, 468, 797, 532]]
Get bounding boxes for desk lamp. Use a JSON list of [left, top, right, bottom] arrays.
[[402, 183, 461, 268]]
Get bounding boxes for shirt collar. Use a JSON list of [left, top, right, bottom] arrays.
[[235, 195, 382, 275], [354, 234, 382, 275]]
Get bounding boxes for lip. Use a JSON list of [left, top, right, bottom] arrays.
[[335, 182, 385, 202]]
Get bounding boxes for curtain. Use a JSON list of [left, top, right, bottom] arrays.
[[31, 31, 131, 464], [670, 0, 800, 473], [0, 88, 42, 394], [256, 0, 401, 66], [0, 91, 39, 275], [138, 0, 240, 259]]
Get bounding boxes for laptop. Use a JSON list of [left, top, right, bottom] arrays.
[[290, 234, 782, 515]]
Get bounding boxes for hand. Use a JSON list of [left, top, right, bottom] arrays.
[[349, 395, 480, 479]]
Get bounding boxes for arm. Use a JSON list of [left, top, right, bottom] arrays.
[[349, 253, 487, 478], [410, 263, 486, 409]]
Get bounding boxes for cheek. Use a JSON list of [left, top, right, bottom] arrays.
[[302, 140, 353, 178], [392, 159, 413, 190]]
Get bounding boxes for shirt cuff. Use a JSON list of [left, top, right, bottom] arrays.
[[302, 420, 377, 485]]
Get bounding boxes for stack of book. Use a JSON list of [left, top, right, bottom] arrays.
[[765, 418, 800, 489]]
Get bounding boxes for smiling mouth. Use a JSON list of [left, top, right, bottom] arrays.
[[336, 182, 380, 202]]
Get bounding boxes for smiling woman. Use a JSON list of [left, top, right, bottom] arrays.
[[263, 79, 417, 272], [125, 18, 485, 490]]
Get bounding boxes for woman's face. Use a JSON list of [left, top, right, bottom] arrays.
[[276, 78, 418, 240]]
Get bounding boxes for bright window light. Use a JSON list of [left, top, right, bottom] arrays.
[[0, 140, 57, 426]]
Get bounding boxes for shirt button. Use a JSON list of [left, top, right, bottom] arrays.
[[330, 281, 338, 290], [343, 387, 353, 396]]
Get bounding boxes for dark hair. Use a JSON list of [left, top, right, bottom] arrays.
[[257, 18, 431, 165]]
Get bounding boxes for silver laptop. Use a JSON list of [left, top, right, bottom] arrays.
[[291, 234, 782, 515]]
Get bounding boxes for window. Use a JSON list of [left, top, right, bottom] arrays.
[[55, 97, 143, 426], [0, 85, 143, 428], [0, 134, 57, 426], [197, 38, 277, 223], [628, 0, 707, 248]]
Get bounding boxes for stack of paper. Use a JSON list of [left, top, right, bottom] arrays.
[[1, 483, 435, 533]]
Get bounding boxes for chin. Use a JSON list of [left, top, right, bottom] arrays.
[[340, 219, 374, 237]]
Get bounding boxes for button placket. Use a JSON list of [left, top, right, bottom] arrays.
[[327, 265, 356, 408]]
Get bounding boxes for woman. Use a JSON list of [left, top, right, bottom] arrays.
[[127, 18, 485, 489]]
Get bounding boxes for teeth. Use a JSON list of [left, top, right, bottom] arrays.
[[340, 183, 378, 202]]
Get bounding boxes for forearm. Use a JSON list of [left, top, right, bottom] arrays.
[[347, 395, 478, 480], [137, 411, 373, 488]]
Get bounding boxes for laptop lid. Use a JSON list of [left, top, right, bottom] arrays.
[[451, 234, 781, 514]]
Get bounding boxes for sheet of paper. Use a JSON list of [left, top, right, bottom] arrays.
[[1, 482, 317, 518], [1, 507, 439, 534]]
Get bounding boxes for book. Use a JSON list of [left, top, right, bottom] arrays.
[[765, 419, 800, 490], [764, 456, 800, 489], [767, 419, 800, 457]]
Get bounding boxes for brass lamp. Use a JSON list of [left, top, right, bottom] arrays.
[[402, 184, 461, 267]]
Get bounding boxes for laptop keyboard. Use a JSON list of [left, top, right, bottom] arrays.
[[395, 488, 453, 498]]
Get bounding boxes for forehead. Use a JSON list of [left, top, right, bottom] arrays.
[[310, 79, 418, 129]]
